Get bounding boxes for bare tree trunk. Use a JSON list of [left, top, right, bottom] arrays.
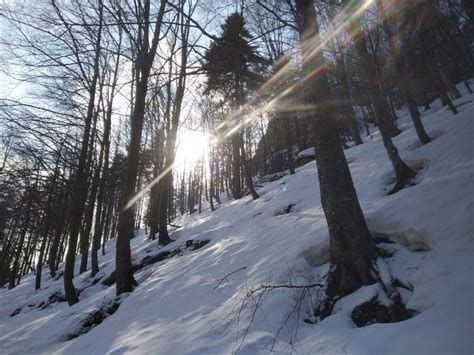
[[209, 152, 215, 212], [62, 0, 103, 305], [294, 0, 377, 319], [91, 66, 118, 276], [48, 181, 69, 277], [374, 0, 431, 145], [348, 6, 416, 194], [231, 135, 242, 199], [240, 133, 259, 199], [282, 114, 296, 174], [418, 35, 457, 114], [8, 210, 31, 289], [115, 0, 167, 295], [36, 148, 62, 289], [336, 53, 363, 145]]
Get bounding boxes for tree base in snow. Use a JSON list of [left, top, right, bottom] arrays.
[[318, 257, 376, 320], [388, 177, 417, 195], [318, 256, 413, 327]]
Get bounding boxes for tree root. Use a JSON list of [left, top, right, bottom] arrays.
[[318, 256, 412, 326], [388, 166, 417, 195]]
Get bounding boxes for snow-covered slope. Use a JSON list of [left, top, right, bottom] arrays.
[[1, 91, 473, 355]]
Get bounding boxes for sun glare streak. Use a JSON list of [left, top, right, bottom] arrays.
[[209, 0, 377, 147], [124, 164, 173, 210], [124, 129, 209, 211], [125, 0, 384, 211]]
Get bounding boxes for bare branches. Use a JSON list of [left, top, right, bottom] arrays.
[[255, 0, 298, 32], [229, 278, 323, 354], [213, 266, 247, 289]]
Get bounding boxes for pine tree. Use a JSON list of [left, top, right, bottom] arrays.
[[202, 13, 266, 200]]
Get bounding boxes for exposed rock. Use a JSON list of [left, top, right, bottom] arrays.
[[9, 307, 21, 317], [48, 291, 66, 303], [191, 240, 209, 251], [351, 296, 412, 327], [274, 204, 296, 216], [65, 299, 122, 340]]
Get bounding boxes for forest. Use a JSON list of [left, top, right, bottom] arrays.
[[0, 0, 473, 354]]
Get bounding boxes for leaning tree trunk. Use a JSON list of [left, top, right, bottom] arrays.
[[293, 0, 412, 322], [294, 0, 377, 318]]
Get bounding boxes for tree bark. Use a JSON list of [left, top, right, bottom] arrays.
[[240, 135, 259, 200], [35, 148, 62, 289], [282, 114, 296, 174], [294, 0, 377, 319], [336, 54, 363, 145], [374, 0, 432, 146], [115, 0, 167, 296], [347, 3, 416, 194], [62, 1, 103, 305]]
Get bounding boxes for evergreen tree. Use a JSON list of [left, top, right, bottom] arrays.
[[202, 13, 266, 200]]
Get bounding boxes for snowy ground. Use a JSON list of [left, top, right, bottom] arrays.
[[1, 88, 473, 354]]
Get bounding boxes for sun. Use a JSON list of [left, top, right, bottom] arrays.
[[175, 128, 209, 169]]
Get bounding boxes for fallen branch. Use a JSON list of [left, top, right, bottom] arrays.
[[233, 280, 324, 353], [247, 282, 323, 293], [213, 266, 247, 289]]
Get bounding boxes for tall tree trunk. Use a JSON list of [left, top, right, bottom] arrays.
[[294, 0, 378, 319], [240, 136, 259, 200], [91, 33, 121, 277], [231, 135, 242, 199], [374, 0, 432, 145], [336, 54, 363, 145], [347, 4, 416, 194], [63, 1, 103, 305], [35, 149, 62, 289], [282, 115, 296, 174], [48, 182, 69, 277], [80, 147, 103, 273], [418, 34, 457, 114], [8, 210, 31, 289], [406, 94, 431, 145], [157, 15, 189, 244], [115, 0, 167, 296]]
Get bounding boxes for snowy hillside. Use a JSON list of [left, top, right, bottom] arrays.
[[1, 93, 473, 355]]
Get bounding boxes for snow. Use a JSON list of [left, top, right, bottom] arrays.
[[296, 147, 315, 158], [1, 89, 473, 354]]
